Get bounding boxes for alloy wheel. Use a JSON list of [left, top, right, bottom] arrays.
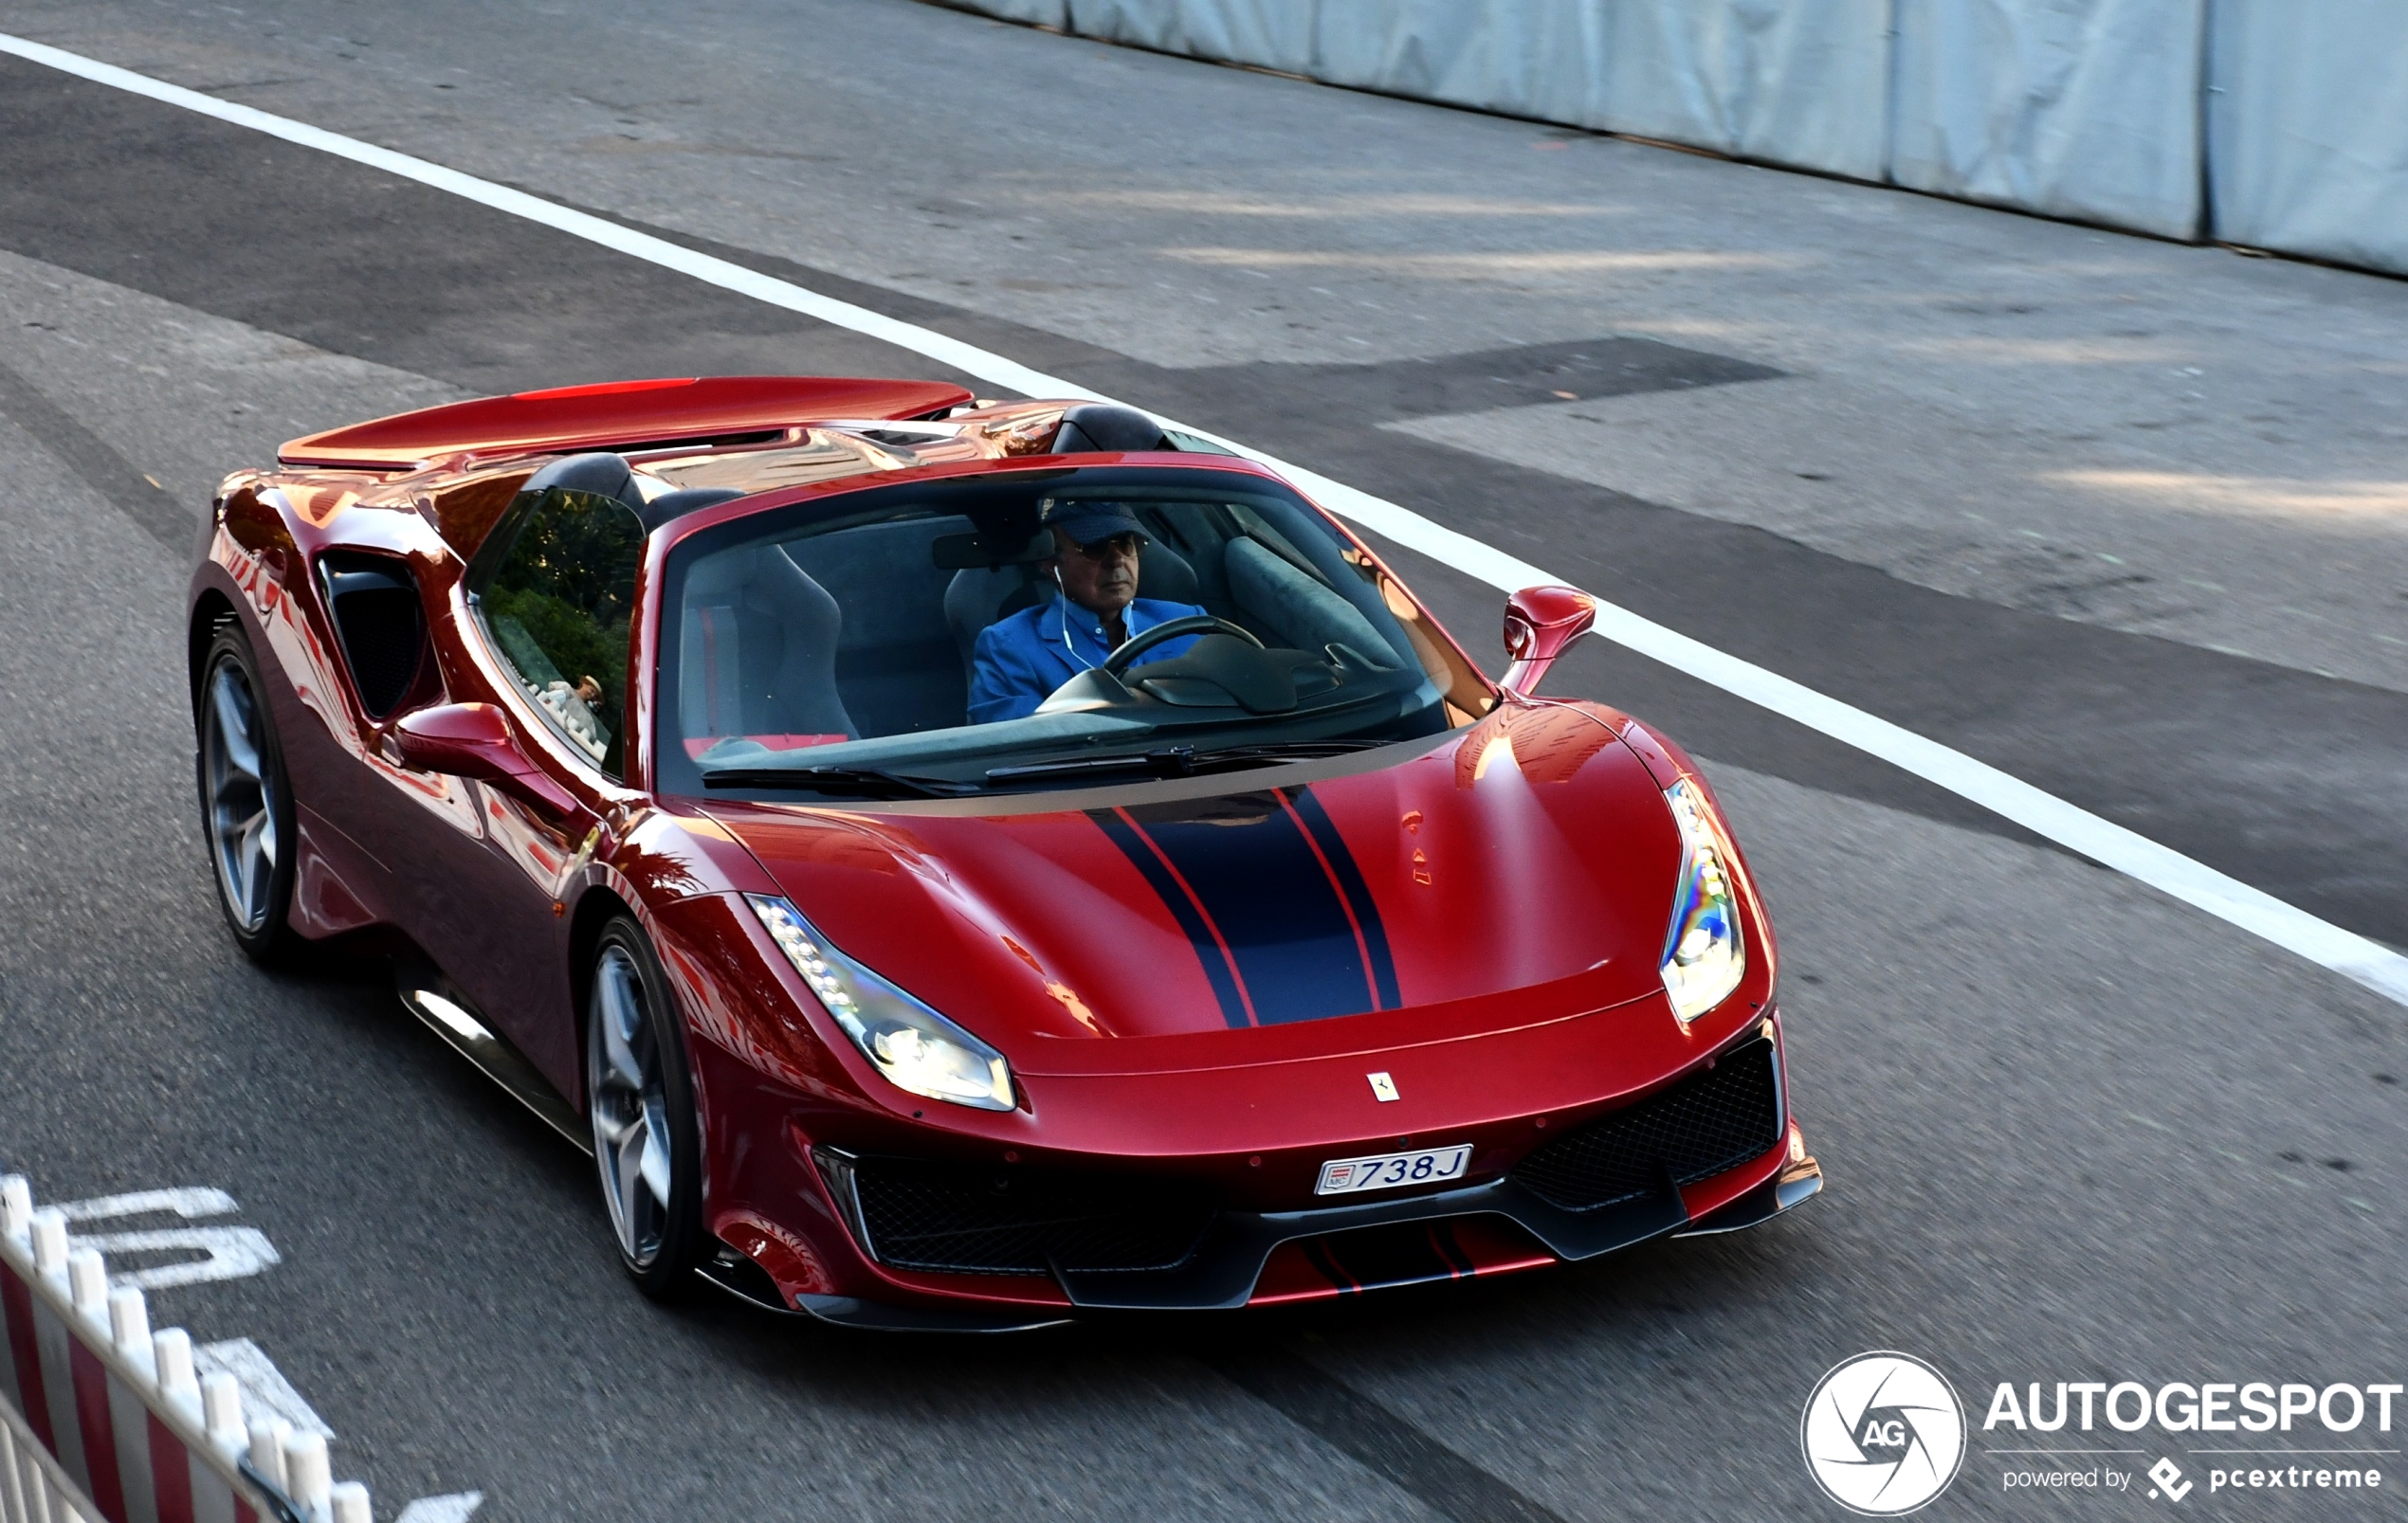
[[590, 944, 674, 1267], [202, 660, 279, 934]]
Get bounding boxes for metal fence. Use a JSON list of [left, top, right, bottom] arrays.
[[965, 0, 2408, 276]]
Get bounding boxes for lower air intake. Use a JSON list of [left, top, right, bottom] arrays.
[[1511, 1035, 1782, 1211], [849, 1158, 1215, 1277]]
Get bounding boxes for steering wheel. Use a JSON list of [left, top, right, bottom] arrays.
[[1102, 615, 1263, 677]]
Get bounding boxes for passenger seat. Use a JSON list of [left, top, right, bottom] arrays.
[[678, 543, 857, 746]]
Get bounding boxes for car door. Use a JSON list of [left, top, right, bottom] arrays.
[[281, 548, 441, 934], [388, 482, 644, 1097]]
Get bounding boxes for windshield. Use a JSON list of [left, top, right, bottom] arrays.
[[651, 465, 1494, 800]]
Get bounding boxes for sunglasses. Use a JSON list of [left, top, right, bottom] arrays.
[[1064, 531, 1147, 562]]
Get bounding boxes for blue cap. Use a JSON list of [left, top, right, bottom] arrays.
[[1040, 499, 1146, 546]]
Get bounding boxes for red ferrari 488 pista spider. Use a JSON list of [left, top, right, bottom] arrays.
[[189, 375, 1820, 1328]]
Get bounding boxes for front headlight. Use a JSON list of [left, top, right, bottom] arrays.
[[744, 895, 1015, 1112], [1660, 779, 1745, 1023]]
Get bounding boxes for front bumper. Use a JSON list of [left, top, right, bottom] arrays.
[[696, 1022, 1822, 1326]]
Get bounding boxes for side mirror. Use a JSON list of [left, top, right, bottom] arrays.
[[392, 702, 577, 816], [1501, 585, 1596, 695]]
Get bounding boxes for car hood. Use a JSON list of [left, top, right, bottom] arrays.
[[701, 704, 1687, 1070]]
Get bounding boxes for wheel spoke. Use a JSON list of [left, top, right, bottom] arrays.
[[232, 826, 258, 916], [638, 1097, 672, 1205], [228, 807, 266, 851], [613, 1120, 651, 1217], [210, 672, 263, 782], [597, 963, 649, 1091]]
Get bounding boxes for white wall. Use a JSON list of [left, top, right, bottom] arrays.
[[2208, 0, 2408, 276], [1071, 0, 1314, 72], [1591, 0, 1890, 182], [971, 0, 2408, 275], [1891, 0, 2204, 240]]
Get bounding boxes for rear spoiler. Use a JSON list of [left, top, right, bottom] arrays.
[[279, 374, 976, 471]]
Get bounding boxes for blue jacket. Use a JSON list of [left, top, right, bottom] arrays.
[[968, 596, 1206, 723]]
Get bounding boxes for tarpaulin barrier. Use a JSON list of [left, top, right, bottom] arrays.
[[1312, 0, 1891, 181], [2207, 0, 2408, 276], [962, 0, 1072, 27], [959, 0, 2408, 277], [1890, 0, 2204, 240], [1067, 0, 1314, 73]]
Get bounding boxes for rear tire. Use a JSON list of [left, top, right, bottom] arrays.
[[195, 623, 300, 963], [586, 916, 708, 1297]]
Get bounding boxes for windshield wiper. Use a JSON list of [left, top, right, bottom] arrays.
[[984, 738, 1382, 786], [713, 741, 1387, 794], [1191, 739, 1386, 764], [702, 765, 977, 798]]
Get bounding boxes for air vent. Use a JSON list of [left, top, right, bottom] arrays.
[[1511, 1036, 1783, 1211], [844, 1156, 1216, 1277], [319, 553, 426, 719]]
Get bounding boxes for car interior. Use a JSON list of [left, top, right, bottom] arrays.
[[679, 496, 1407, 752], [457, 452, 1472, 790]]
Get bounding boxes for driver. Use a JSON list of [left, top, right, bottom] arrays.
[[968, 500, 1208, 723]]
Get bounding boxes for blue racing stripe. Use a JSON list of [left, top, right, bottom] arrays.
[[1121, 792, 1375, 1024], [1286, 786, 1401, 1010], [1090, 808, 1252, 1028]]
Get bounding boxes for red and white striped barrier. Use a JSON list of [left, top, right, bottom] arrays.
[[0, 1176, 374, 1523]]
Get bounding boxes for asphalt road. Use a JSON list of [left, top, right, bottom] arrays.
[[0, 4, 2402, 1520]]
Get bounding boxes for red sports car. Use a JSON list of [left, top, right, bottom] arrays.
[[189, 375, 1820, 1328]]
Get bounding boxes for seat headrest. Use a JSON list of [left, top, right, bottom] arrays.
[[931, 527, 1050, 569], [523, 452, 642, 508], [1053, 404, 1172, 454], [642, 486, 745, 532]]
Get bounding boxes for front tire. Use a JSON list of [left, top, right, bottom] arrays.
[[586, 916, 707, 1297], [195, 622, 299, 962]]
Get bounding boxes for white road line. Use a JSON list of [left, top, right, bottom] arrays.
[[194, 1337, 334, 1438], [55, 1187, 283, 1289], [70, 1227, 283, 1290], [53, 1188, 238, 1221], [6, 30, 2403, 1007]]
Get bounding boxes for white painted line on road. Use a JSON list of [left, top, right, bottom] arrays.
[[70, 1227, 283, 1290], [395, 1494, 484, 1523], [195, 1337, 334, 1438], [55, 1187, 284, 1289], [5, 30, 2403, 1007], [54, 1188, 239, 1222]]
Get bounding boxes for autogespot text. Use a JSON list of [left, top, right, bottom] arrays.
[[1985, 1381, 2397, 1498], [1984, 1381, 2401, 1435]]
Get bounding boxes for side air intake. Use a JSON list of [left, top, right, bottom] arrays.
[[319, 553, 427, 719]]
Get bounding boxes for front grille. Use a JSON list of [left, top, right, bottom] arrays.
[[1511, 1035, 1782, 1210], [849, 1157, 1216, 1277]]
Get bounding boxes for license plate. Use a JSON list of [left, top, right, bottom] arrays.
[[1315, 1144, 1472, 1195]]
